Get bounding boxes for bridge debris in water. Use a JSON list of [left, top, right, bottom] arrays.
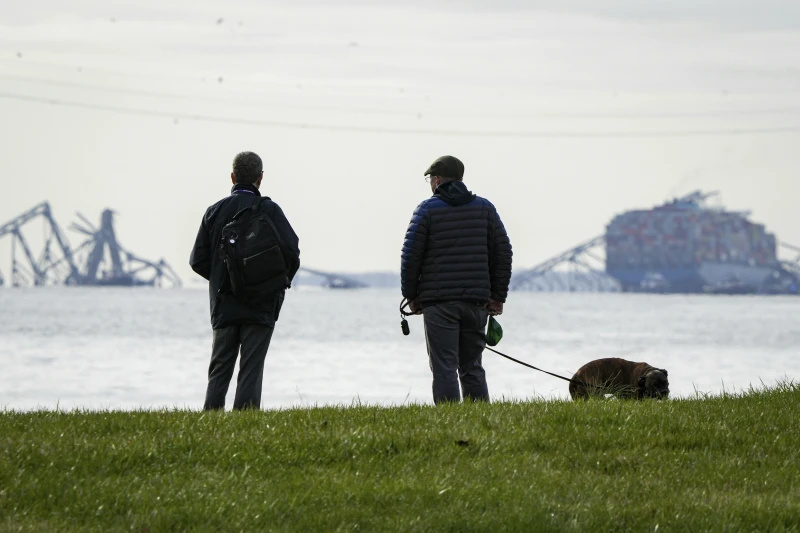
[[295, 267, 369, 289], [0, 202, 181, 288]]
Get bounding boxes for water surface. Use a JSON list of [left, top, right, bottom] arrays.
[[1, 288, 797, 410]]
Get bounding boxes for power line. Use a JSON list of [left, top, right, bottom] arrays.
[[1, 91, 799, 138], [0, 74, 419, 118], [3, 73, 800, 121]]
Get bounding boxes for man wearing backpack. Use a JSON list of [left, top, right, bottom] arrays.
[[190, 151, 300, 410]]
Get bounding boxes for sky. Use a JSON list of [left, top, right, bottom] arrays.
[[1, 0, 799, 286]]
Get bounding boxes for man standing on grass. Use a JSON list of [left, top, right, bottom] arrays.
[[401, 155, 512, 404], [190, 151, 300, 410]]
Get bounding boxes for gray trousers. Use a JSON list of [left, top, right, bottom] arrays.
[[204, 323, 274, 410], [422, 301, 490, 404]]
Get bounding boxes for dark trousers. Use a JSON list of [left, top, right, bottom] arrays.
[[422, 301, 490, 404], [204, 323, 274, 410]]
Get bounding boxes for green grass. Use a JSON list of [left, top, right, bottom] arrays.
[[2, 383, 799, 532]]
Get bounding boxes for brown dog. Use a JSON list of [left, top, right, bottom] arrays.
[[569, 357, 669, 400]]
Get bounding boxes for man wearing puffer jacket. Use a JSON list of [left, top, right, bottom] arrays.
[[401, 155, 512, 404]]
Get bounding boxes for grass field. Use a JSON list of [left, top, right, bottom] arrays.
[[2, 383, 799, 532]]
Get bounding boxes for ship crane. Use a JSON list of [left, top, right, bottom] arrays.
[[680, 190, 719, 204]]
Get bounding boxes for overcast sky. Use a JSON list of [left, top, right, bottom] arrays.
[[1, 1, 799, 285]]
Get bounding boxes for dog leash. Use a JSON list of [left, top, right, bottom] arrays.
[[484, 346, 587, 386], [400, 298, 590, 388]]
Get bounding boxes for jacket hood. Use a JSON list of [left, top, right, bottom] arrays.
[[435, 180, 475, 206]]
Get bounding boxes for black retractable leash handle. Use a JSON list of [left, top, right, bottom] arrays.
[[399, 298, 413, 335]]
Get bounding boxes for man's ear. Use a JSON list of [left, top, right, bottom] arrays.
[[230, 172, 236, 185], [255, 173, 263, 188]]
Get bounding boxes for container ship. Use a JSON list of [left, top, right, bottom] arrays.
[[605, 191, 798, 294]]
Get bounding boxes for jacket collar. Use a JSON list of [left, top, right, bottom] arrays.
[[230, 183, 261, 196]]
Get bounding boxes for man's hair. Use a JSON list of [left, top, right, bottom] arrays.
[[232, 151, 263, 184]]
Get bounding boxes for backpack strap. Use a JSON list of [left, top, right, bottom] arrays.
[[249, 195, 294, 288]]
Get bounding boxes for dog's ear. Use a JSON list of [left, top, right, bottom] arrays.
[[660, 369, 668, 377]]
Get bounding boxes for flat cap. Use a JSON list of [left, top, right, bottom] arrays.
[[423, 155, 464, 179]]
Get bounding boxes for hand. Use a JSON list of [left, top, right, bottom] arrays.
[[487, 299, 503, 316], [408, 299, 423, 315]]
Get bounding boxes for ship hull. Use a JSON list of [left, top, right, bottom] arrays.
[[608, 262, 775, 294]]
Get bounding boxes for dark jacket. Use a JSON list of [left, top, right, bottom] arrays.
[[401, 180, 512, 307], [190, 183, 300, 329]]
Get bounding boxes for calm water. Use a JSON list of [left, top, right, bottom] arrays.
[[1, 287, 798, 411]]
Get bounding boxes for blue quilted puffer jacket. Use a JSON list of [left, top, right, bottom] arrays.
[[401, 180, 512, 307]]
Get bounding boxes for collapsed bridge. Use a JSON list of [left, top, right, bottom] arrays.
[[0, 202, 181, 288]]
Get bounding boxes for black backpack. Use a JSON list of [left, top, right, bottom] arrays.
[[218, 196, 290, 301]]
